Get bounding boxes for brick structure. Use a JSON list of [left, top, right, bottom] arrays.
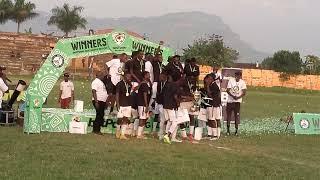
[[0, 29, 144, 76], [0, 32, 57, 75]]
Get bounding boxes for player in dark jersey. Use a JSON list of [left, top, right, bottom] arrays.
[[199, 74, 214, 139], [178, 76, 198, 142], [206, 74, 222, 140], [136, 71, 152, 139], [150, 53, 164, 137], [156, 71, 168, 140], [115, 73, 133, 140], [125, 51, 140, 136], [130, 50, 146, 135], [162, 78, 181, 144], [184, 57, 200, 89], [164, 55, 184, 82], [130, 50, 145, 84]]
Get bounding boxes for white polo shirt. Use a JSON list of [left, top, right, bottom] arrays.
[[227, 78, 247, 103], [106, 58, 123, 86], [60, 81, 74, 99], [0, 78, 8, 108], [145, 61, 154, 83], [91, 78, 108, 102]]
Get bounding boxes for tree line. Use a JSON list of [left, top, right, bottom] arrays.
[[262, 51, 320, 76], [0, 0, 86, 36]]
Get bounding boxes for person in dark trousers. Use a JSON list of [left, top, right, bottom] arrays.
[[91, 71, 109, 135], [226, 72, 247, 136]]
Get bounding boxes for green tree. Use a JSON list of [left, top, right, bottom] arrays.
[[0, 0, 13, 24], [47, 3, 87, 37], [10, 0, 38, 33], [261, 57, 273, 69], [182, 34, 238, 67], [261, 50, 303, 74]]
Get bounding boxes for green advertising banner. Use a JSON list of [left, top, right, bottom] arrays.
[[41, 108, 155, 134], [293, 113, 320, 134], [131, 36, 174, 63], [24, 29, 174, 133]]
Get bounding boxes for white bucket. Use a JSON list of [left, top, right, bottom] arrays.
[[194, 127, 203, 141], [74, 100, 84, 112]]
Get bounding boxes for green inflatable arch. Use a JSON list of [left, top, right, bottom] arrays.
[[23, 29, 174, 134]]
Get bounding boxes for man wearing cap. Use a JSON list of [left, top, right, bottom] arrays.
[[226, 71, 247, 136], [58, 73, 74, 109]]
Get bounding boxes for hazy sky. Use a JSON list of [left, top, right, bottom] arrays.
[[30, 0, 320, 56]]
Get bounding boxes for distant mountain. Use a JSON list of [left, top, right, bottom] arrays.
[[0, 11, 269, 62]]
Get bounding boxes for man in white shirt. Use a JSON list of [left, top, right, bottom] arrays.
[[58, 73, 74, 109], [92, 71, 109, 135], [105, 53, 128, 113], [226, 71, 247, 136], [145, 53, 154, 83], [0, 76, 9, 109]]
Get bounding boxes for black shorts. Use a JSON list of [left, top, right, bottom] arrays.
[[103, 76, 116, 95], [131, 92, 138, 110], [110, 83, 116, 95], [226, 102, 241, 124]]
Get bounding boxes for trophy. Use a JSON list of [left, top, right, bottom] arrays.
[[190, 89, 201, 112]]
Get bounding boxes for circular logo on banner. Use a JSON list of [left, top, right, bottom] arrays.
[[51, 54, 65, 68], [72, 115, 81, 122], [112, 32, 126, 46], [107, 30, 132, 54], [300, 119, 310, 129]]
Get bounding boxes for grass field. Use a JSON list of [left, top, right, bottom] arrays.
[[1, 77, 320, 179]]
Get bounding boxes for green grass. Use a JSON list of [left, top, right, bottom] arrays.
[[242, 88, 320, 119], [1, 128, 319, 179], [1, 76, 320, 179]]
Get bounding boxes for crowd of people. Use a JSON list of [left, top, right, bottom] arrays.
[[58, 50, 247, 144]]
